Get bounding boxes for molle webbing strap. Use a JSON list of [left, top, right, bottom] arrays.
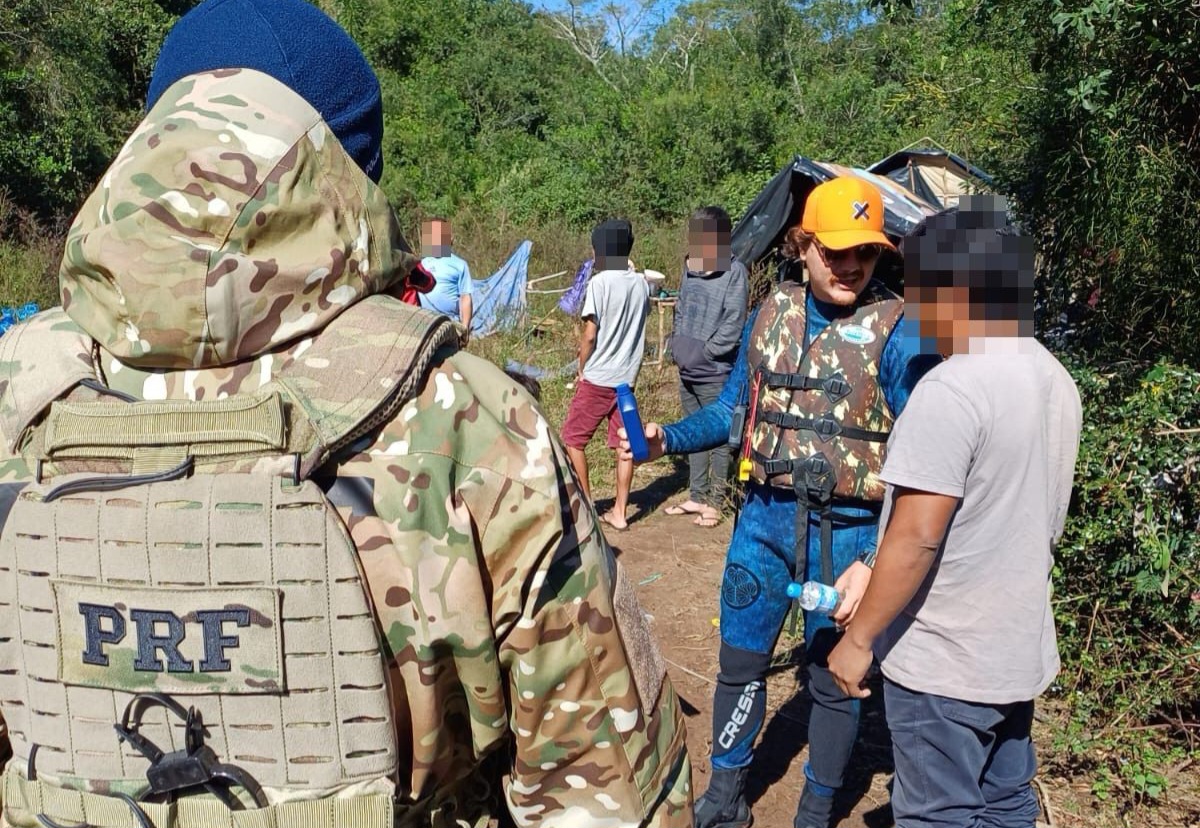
[[44, 391, 287, 470], [2, 770, 394, 828], [0, 474, 397, 794]]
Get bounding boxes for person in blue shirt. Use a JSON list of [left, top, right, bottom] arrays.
[[625, 178, 939, 828], [419, 217, 474, 335]]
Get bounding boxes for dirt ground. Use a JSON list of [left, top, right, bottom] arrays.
[[603, 460, 894, 828], [597, 460, 1199, 828]]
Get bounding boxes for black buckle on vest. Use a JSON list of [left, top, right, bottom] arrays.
[[811, 414, 842, 443], [114, 692, 269, 810], [758, 368, 852, 404], [802, 453, 836, 501], [821, 373, 852, 404]]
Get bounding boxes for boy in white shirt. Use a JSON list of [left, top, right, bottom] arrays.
[[562, 219, 650, 531]]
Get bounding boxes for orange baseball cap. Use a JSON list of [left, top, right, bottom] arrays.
[[800, 176, 897, 251]]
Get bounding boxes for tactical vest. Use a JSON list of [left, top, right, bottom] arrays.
[[0, 298, 458, 828]]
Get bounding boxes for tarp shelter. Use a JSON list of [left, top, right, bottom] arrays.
[[867, 145, 994, 209], [730, 157, 939, 269], [469, 240, 532, 338]]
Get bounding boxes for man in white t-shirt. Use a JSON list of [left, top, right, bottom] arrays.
[[562, 219, 650, 531], [828, 197, 1082, 828]]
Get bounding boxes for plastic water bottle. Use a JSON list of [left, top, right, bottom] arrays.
[[616, 384, 649, 462], [786, 581, 841, 615]]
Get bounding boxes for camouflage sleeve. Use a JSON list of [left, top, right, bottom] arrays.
[[351, 352, 691, 825], [487, 456, 693, 826]]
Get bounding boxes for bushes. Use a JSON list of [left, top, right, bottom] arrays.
[[1055, 360, 1199, 727], [1000, 0, 1200, 365], [0, 0, 176, 219]]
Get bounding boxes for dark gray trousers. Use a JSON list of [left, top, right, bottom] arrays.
[[679, 379, 730, 506], [885, 679, 1040, 828]]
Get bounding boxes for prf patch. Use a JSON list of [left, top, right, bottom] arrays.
[[52, 581, 285, 695]]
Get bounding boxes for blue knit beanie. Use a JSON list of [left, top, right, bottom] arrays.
[[147, 0, 384, 182]]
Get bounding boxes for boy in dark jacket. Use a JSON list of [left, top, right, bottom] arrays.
[[666, 206, 749, 526]]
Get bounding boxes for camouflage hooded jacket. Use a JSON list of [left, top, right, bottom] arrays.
[[0, 70, 691, 826]]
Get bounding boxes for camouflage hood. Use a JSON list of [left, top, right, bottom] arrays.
[[60, 69, 417, 369]]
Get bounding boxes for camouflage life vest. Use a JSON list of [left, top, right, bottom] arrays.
[[0, 298, 457, 828], [745, 279, 903, 502]]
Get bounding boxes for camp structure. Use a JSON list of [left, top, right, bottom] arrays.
[[731, 156, 939, 269], [867, 141, 994, 210]]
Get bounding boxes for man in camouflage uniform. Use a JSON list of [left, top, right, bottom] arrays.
[[629, 178, 939, 828], [0, 1, 691, 826]]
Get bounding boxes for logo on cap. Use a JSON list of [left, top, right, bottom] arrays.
[[852, 201, 870, 221]]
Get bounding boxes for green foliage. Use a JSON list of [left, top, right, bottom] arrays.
[[1055, 360, 1199, 724], [1051, 719, 1192, 807], [0, 0, 182, 218], [995, 0, 1200, 365]]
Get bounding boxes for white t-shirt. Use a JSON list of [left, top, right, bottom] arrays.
[[874, 338, 1082, 704], [580, 268, 650, 387]]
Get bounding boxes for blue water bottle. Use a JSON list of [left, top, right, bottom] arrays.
[[616, 383, 649, 462]]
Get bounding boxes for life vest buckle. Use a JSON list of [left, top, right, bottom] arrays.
[[821, 373, 852, 404], [797, 452, 836, 505], [811, 414, 842, 443]]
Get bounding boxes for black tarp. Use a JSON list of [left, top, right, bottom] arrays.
[[730, 157, 939, 269]]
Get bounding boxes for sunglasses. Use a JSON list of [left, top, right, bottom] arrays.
[[814, 241, 882, 265]]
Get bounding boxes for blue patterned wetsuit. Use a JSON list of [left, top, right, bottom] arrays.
[[664, 292, 937, 803]]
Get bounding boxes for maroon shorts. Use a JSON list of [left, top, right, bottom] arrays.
[[562, 380, 622, 450]]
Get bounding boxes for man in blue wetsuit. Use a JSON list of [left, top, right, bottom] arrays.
[[626, 177, 939, 828]]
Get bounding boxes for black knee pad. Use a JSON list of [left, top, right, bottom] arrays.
[[804, 627, 842, 668], [711, 640, 772, 765], [716, 640, 772, 686]]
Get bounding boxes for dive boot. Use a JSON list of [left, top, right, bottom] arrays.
[[793, 779, 836, 828], [695, 766, 753, 828]]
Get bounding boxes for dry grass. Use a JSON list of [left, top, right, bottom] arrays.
[[0, 193, 61, 309]]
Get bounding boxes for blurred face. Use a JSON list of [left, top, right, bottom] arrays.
[[420, 220, 452, 257], [803, 240, 881, 306], [908, 284, 973, 355], [687, 219, 731, 272]]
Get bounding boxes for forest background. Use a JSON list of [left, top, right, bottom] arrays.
[[1, 0, 1197, 820]]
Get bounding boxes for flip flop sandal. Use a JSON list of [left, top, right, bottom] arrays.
[[693, 511, 721, 528], [664, 502, 704, 516], [599, 512, 630, 533]]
